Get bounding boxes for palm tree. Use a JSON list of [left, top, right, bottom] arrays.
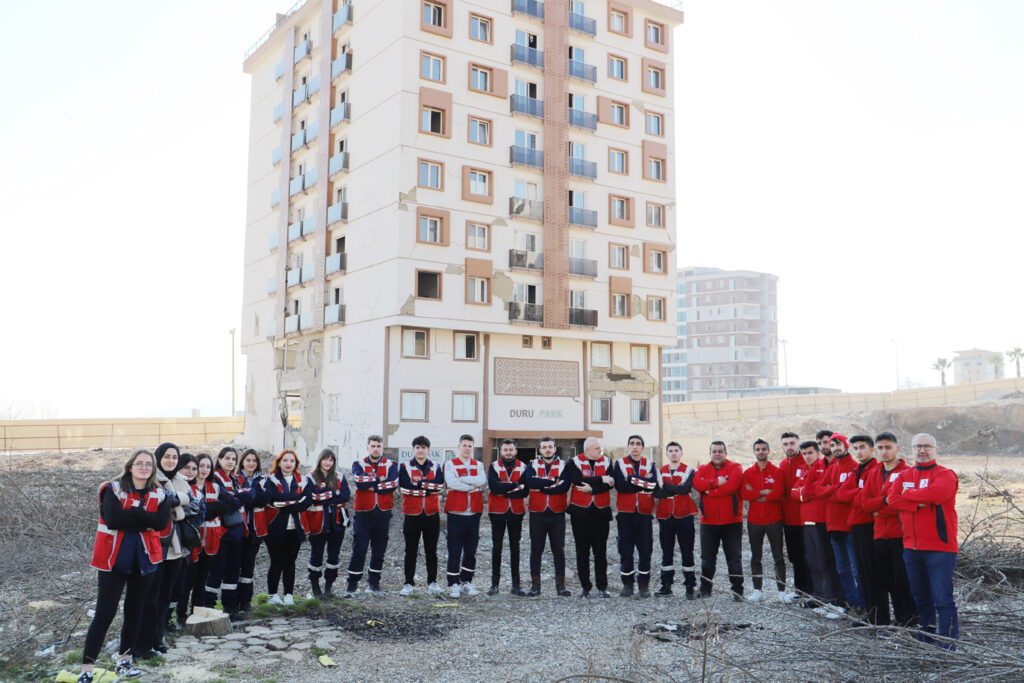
[[988, 352, 1005, 379], [1008, 347, 1023, 378], [932, 358, 950, 386]]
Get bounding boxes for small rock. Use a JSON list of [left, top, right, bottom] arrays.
[[281, 651, 303, 662], [291, 641, 312, 650], [193, 643, 215, 652], [315, 639, 336, 652], [265, 641, 289, 651], [269, 619, 290, 626], [246, 638, 268, 647], [244, 646, 267, 655], [245, 626, 273, 635], [221, 641, 244, 651], [223, 633, 249, 641]]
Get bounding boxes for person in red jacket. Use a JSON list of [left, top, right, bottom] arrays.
[[741, 439, 786, 603], [793, 441, 842, 615], [777, 431, 811, 602], [854, 431, 916, 626], [888, 433, 959, 648], [812, 433, 864, 615], [693, 441, 744, 600], [836, 434, 880, 622]]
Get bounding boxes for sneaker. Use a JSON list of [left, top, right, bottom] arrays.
[[115, 657, 142, 678], [748, 589, 763, 602], [366, 586, 386, 597], [487, 584, 500, 596], [343, 589, 357, 598], [462, 583, 480, 597], [732, 593, 744, 602], [449, 584, 462, 599], [399, 584, 415, 596], [779, 592, 794, 605], [268, 594, 283, 605], [283, 594, 295, 606], [428, 582, 444, 596], [824, 607, 842, 620], [579, 589, 591, 598], [597, 590, 611, 598], [76, 673, 94, 683], [812, 606, 829, 617]]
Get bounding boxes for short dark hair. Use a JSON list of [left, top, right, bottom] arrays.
[[666, 441, 682, 451], [875, 431, 898, 444], [412, 435, 430, 448], [710, 440, 727, 453], [627, 434, 645, 447], [815, 430, 834, 441], [800, 440, 820, 452], [849, 434, 874, 447], [781, 432, 799, 440], [539, 435, 555, 446], [367, 434, 384, 444], [459, 434, 475, 444], [753, 438, 769, 450], [500, 438, 517, 449]]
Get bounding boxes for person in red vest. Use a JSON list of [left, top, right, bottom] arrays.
[[813, 433, 865, 616], [262, 450, 313, 605], [444, 434, 487, 597], [398, 435, 445, 597], [836, 434, 881, 622], [653, 441, 697, 598], [346, 435, 399, 596], [854, 431, 917, 627], [524, 436, 572, 596], [306, 448, 351, 598], [564, 436, 615, 598], [693, 441, 744, 600], [794, 439, 842, 616], [78, 449, 174, 683], [777, 431, 811, 602], [235, 448, 267, 613], [741, 439, 786, 603], [612, 435, 658, 597], [487, 438, 532, 596], [888, 433, 959, 648]]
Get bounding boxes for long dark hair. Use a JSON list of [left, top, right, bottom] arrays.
[[236, 448, 263, 476], [312, 448, 339, 489], [215, 447, 238, 476], [193, 453, 214, 486], [118, 449, 159, 492]]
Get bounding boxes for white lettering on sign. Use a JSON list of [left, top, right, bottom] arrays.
[[509, 409, 563, 418]]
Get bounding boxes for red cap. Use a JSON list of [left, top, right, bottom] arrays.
[[829, 433, 849, 450]]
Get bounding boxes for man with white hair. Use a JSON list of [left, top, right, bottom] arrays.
[[563, 437, 615, 597]]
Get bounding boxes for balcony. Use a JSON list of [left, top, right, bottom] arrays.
[[308, 73, 321, 96], [327, 202, 348, 225], [509, 196, 544, 221], [275, 60, 286, 80], [291, 129, 308, 151], [272, 146, 282, 165], [508, 249, 543, 271], [569, 157, 597, 179], [326, 252, 347, 275], [333, 4, 353, 30], [285, 315, 299, 334], [511, 44, 544, 69], [569, 59, 597, 83], [300, 263, 314, 284], [569, 12, 596, 36], [299, 312, 313, 330], [293, 84, 309, 107], [568, 108, 597, 131], [330, 103, 350, 127], [267, 276, 277, 295], [569, 307, 598, 327], [325, 303, 346, 326], [569, 206, 597, 227], [569, 257, 598, 277], [510, 145, 543, 169], [329, 152, 349, 176], [270, 188, 281, 208], [273, 103, 284, 123], [268, 232, 280, 251], [509, 302, 543, 323], [510, 94, 543, 118], [286, 269, 300, 288], [332, 52, 352, 79], [511, 0, 544, 20], [294, 40, 312, 63], [263, 319, 276, 338], [289, 170, 313, 195], [288, 218, 316, 242]]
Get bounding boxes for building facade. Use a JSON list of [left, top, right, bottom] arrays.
[[662, 267, 778, 403], [953, 349, 1004, 385], [240, 0, 683, 465]]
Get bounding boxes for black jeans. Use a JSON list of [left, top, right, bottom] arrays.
[[347, 512, 390, 588], [616, 512, 654, 584], [179, 553, 210, 622], [874, 537, 918, 626], [83, 569, 156, 663], [699, 522, 744, 596], [657, 515, 696, 588], [266, 530, 303, 595], [803, 522, 841, 604], [748, 522, 786, 592], [784, 524, 812, 595], [238, 539, 261, 608], [445, 513, 481, 586], [205, 535, 242, 612], [309, 529, 346, 583], [490, 514, 524, 586], [570, 511, 610, 591], [403, 514, 440, 585], [528, 512, 567, 581], [136, 556, 182, 651]]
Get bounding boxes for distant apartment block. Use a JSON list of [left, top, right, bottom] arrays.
[[953, 348, 1004, 385]]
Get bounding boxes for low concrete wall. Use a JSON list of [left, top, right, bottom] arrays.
[[0, 417, 246, 452]]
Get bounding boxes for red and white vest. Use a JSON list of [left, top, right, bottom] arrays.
[[528, 458, 568, 513], [353, 458, 396, 512], [213, 468, 248, 536], [198, 480, 224, 554], [304, 475, 349, 534], [90, 481, 166, 572], [655, 464, 697, 520], [569, 455, 612, 509], [254, 473, 312, 536], [401, 460, 442, 516], [615, 456, 656, 514], [487, 459, 527, 515], [444, 458, 484, 514]]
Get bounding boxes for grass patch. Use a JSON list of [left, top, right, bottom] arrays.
[[248, 597, 322, 620], [61, 649, 83, 665], [311, 646, 330, 658]]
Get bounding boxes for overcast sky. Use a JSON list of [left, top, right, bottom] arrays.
[[0, 0, 1021, 418]]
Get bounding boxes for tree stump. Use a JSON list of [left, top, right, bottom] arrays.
[[183, 606, 232, 637]]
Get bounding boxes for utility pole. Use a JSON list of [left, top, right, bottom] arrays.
[[230, 329, 236, 416]]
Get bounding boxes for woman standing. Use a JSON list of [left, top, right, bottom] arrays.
[[235, 448, 267, 613], [306, 448, 351, 598], [204, 447, 249, 620], [168, 454, 202, 631], [260, 450, 312, 605], [78, 449, 174, 683], [179, 454, 218, 624]]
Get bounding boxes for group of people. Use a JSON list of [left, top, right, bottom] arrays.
[[77, 429, 961, 682]]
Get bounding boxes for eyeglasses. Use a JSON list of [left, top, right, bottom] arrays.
[[911, 444, 936, 450], [132, 461, 154, 468]]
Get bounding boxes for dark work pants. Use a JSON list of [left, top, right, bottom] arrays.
[[529, 512, 567, 581], [403, 514, 440, 585], [238, 539, 261, 608], [748, 521, 786, 592], [874, 537, 917, 626], [699, 522, 744, 596], [83, 569, 155, 663], [446, 513, 481, 585], [347, 511, 391, 588], [570, 512, 610, 591], [205, 536, 242, 612], [851, 523, 880, 621], [616, 512, 653, 584], [136, 556, 182, 652], [309, 528, 346, 584], [804, 522, 841, 604], [904, 549, 959, 648], [490, 513, 524, 587], [181, 553, 210, 621], [266, 530, 302, 595], [784, 524, 812, 595], [169, 555, 190, 620], [658, 515, 695, 589]]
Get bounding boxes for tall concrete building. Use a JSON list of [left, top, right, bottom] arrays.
[[240, 0, 683, 464], [662, 267, 778, 403], [953, 348, 1004, 385]]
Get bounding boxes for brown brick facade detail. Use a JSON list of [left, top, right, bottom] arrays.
[[542, 0, 570, 330]]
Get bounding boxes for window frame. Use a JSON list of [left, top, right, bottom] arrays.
[[645, 111, 664, 137], [451, 391, 479, 422], [401, 327, 430, 359], [592, 396, 612, 423], [611, 292, 629, 318], [466, 275, 490, 305], [630, 344, 650, 370], [607, 54, 627, 81], [400, 389, 429, 422], [421, 106, 445, 135], [646, 202, 665, 228], [591, 342, 612, 368], [608, 148, 628, 175], [419, 51, 446, 83], [453, 331, 480, 361], [414, 269, 443, 300], [630, 397, 650, 424], [609, 242, 629, 270], [467, 115, 492, 147], [647, 296, 666, 321], [470, 65, 492, 94], [469, 13, 493, 44], [465, 221, 490, 252]]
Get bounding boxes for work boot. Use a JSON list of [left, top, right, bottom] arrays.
[[555, 576, 571, 597], [310, 577, 323, 599], [487, 584, 500, 596], [510, 583, 526, 597], [686, 586, 696, 600], [656, 580, 673, 597], [323, 578, 335, 598], [637, 576, 651, 598], [619, 578, 634, 598], [526, 576, 541, 597]]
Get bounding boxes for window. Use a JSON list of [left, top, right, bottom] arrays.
[[470, 14, 491, 42], [423, 2, 443, 28], [454, 332, 478, 360], [570, 289, 586, 309], [469, 170, 489, 195], [648, 157, 664, 181], [470, 66, 491, 93], [330, 336, 342, 361], [612, 293, 628, 317], [646, 21, 663, 46], [609, 244, 628, 269], [609, 149, 626, 174], [647, 66, 663, 90], [467, 222, 488, 250], [608, 55, 626, 80], [611, 103, 626, 125], [592, 397, 611, 423], [401, 390, 428, 421], [421, 52, 444, 81], [327, 395, 341, 421], [421, 107, 444, 134], [468, 276, 488, 304], [646, 112, 663, 136], [647, 297, 665, 320], [452, 392, 478, 422], [591, 342, 611, 368], [631, 345, 649, 370], [522, 335, 533, 348], [609, 10, 626, 34], [416, 271, 442, 299], [631, 398, 650, 423], [649, 250, 665, 273], [468, 117, 490, 145], [418, 160, 442, 189], [611, 196, 629, 220], [541, 336, 552, 349], [647, 203, 664, 227], [402, 328, 428, 357], [419, 215, 441, 243]]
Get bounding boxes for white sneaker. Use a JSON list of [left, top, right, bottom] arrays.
[[428, 582, 444, 596], [268, 594, 283, 605], [283, 594, 295, 606], [779, 592, 794, 604], [748, 589, 763, 602], [827, 604, 846, 617], [449, 584, 461, 599], [461, 583, 480, 596], [812, 606, 828, 617], [824, 608, 842, 620], [399, 584, 415, 596]]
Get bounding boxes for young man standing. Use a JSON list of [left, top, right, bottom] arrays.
[[793, 440, 841, 616], [487, 438, 531, 596], [777, 431, 811, 601], [814, 433, 864, 616], [741, 439, 786, 603], [612, 435, 658, 598], [346, 435, 399, 596], [398, 435, 445, 597], [443, 434, 487, 598], [564, 437, 615, 598], [525, 436, 571, 597], [654, 441, 697, 598], [836, 434, 880, 621], [693, 441, 744, 600]]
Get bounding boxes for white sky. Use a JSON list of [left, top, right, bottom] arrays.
[[0, 0, 1021, 418]]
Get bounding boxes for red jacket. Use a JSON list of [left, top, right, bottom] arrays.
[[741, 462, 784, 525], [835, 458, 879, 527], [888, 462, 959, 553], [794, 457, 828, 524], [777, 455, 805, 525], [855, 460, 910, 540], [812, 454, 858, 531], [693, 460, 743, 525]]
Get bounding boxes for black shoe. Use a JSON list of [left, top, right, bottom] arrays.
[[135, 649, 159, 660], [732, 592, 744, 602], [228, 611, 244, 622], [526, 586, 541, 597], [700, 590, 712, 599], [686, 587, 696, 600], [510, 586, 526, 597], [579, 589, 591, 598], [77, 672, 94, 683], [655, 585, 673, 597], [323, 582, 335, 598], [115, 657, 142, 678], [238, 603, 251, 614], [597, 590, 611, 598], [638, 584, 651, 598], [487, 584, 500, 596], [154, 642, 169, 654], [310, 578, 323, 599], [619, 584, 634, 598], [556, 587, 572, 597]]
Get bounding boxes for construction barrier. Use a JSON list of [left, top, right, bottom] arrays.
[[0, 417, 245, 453]]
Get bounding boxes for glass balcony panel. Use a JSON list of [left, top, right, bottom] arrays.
[[332, 52, 352, 78], [286, 269, 300, 287], [308, 73, 320, 96], [568, 109, 597, 130], [263, 319, 276, 338], [289, 176, 304, 196], [569, 307, 598, 326], [333, 4, 353, 31], [508, 302, 544, 323], [568, 59, 597, 83], [272, 146, 282, 165], [508, 249, 543, 271], [327, 202, 349, 225], [568, 157, 597, 178], [285, 315, 299, 333], [569, 257, 598, 277], [270, 188, 281, 208], [267, 277, 278, 295], [288, 221, 302, 241], [294, 40, 312, 63], [301, 218, 317, 238], [569, 12, 596, 36], [509, 95, 544, 118], [299, 312, 313, 330], [329, 152, 350, 176], [300, 263, 314, 283], [330, 103, 351, 127], [325, 303, 346, 325], [274, 60, 285, 80], [273, 103, 284, 123], [510, 44, 544, 69], [511, 0, 544, 20], [292, 84, 307, 107], [269, 232, 280, 251], [569, 206, 598, 227], [508, 196, 544, 220], [510, 145, 543, 169], [326, 252, 347, 275], [305, 168, 317, 187]]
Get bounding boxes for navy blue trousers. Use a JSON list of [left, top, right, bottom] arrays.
[[445, 513, 481, 586]]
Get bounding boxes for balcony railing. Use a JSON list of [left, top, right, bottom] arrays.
[[272, 146, 282, 165], [285, 315, 299, 334], [329, 152, 350, 176], [267, 276, 278, 295], [270, 188, 281, 208], [332, 52, 352, 78], [569, 157, 597, 178], [327, 202, 349, 225], [288, 219, 315, 242], [289, 174, 307, 196], [569, 257, 598, 277], [300, 263, 314, 283], [263, 319, 276, 338], [291, 129, 307, 151], [286, 269, 300, 287], [568, 108, 597, 131], [569, 206, 597, 227], [511, 44, 544, 69], [509, 196, 544, 221], [273, 103, 284, 123], [510, 94, 543, 118], [326, 252, 347, 275], [510, 145, 543, 169], [294, 40, 312, 63], [333, 4, 353, 30], [325, 303, 346, 325], [509, 302, 543, 323], [299, 312, 313, 330], [508, 249, 543, 271], [569, 307, 598, 327], [269, 232, 280, 251], [511, 0, 544, 20], [308, 73, 320, 96], [569, 59, 597, 83], [569, 12, 596, 36], [330, 103, 351, 127], [293, 84, 309, 107], [274, 60, 285, 80]]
